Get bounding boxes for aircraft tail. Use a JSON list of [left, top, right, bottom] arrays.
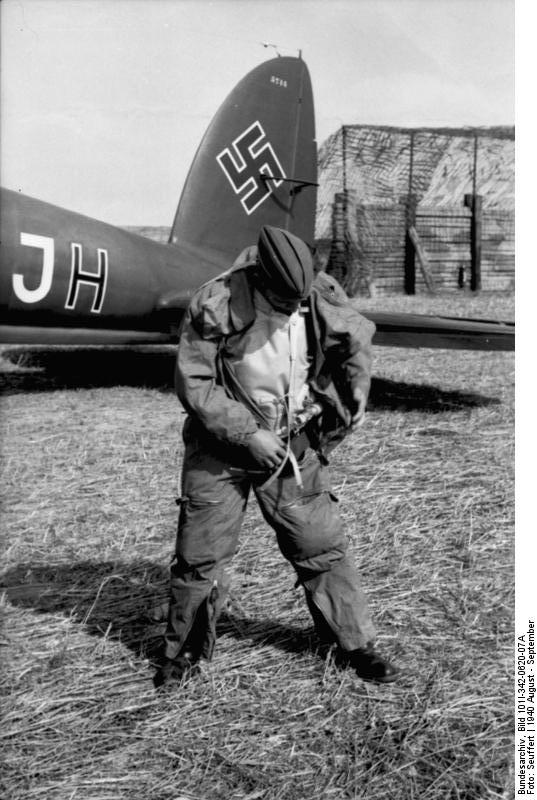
[[169, 56, 317, 262]]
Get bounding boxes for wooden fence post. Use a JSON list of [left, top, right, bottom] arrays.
[[408, 225, 436, 293], [326, 192, 348, 286], [464, 193, 483, 291], [404, 194, 417, 294]]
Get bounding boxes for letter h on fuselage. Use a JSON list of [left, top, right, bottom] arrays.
[[65, 243, 108, 314]]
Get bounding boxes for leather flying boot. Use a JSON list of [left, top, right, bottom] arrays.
[[153, 650, 199, 690], [338, 642, 399, 684]]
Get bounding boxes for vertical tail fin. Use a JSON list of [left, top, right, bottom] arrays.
[[169, 56, 317, 261]]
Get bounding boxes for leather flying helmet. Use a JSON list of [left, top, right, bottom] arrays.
[[257, 226, 314, 300]]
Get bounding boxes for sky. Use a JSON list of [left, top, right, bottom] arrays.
[[1, 0, 515, 226]]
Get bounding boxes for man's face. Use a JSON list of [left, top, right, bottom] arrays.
[[261, 286, 301, 315]]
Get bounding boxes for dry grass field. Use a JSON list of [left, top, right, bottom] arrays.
[[0, 292, 514, 800]]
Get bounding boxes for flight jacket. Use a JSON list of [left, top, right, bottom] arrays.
[[175, 263, 376, 457]]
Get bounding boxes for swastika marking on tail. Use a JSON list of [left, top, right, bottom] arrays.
[[216, 121, 286, 215]]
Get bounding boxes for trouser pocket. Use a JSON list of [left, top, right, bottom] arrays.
[[273, 489, 348, 575]]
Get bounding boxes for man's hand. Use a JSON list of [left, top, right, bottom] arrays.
[[247, 430, 287, 469], [349, 386, 367, 431]]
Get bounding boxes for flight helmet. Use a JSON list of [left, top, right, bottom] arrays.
[[256, 226, 314, 300]]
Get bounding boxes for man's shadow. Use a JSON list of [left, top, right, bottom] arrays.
[[0, 348, 500, 411], [368, 376, 500, 411], [1, 560, 316, 662]]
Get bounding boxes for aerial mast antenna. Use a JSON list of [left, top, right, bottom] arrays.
[[261, 42, 281, 56]]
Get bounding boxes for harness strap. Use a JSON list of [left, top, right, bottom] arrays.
[[258, 430, 303, 491]]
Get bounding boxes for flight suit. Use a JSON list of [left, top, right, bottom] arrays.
[[163, 264, 377, 663]]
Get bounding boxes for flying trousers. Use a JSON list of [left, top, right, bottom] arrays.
[[164, 426, 376, 662]]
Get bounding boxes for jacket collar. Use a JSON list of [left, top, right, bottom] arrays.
[[228, 267, 256, 332]]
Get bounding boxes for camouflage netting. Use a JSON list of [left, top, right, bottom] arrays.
[[315, 126, 514, 295]]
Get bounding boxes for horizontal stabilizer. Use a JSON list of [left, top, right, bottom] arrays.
[[0, 325, 174, 345], [364, 311, 514, 351]]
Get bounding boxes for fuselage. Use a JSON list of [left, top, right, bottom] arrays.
[[0, 188, 227, 343]]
